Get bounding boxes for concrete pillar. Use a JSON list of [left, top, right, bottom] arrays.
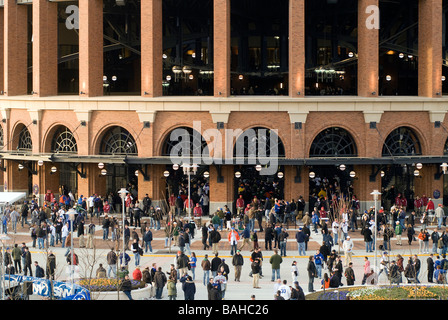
[[358, 0, 379, 97], [79, 0, 103, 97], [32, 0, 58, 97], [4, 0, 28, 96], [213, 0, 231, 97], [289, 0, 305, 97], [141, 0, 163, 97], [418, 0, 443, 97]]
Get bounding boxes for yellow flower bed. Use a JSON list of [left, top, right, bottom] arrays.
[[350, 294, 391, 301], [402, 286, 438, 299]]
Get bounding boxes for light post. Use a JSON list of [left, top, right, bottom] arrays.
[[119, 188, 129, 265], [67, 208, 76, 294], [371, 190, 381, 279], [181, 164, 198, 218]]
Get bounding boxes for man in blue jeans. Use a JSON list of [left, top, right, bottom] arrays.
[[295, 227, 307, 256], [314, 249, 325, 278], [269, 249, 283, 282]]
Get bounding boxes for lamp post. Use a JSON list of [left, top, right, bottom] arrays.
[[371, 190, 381, 278], [181, 164, 198, 218], [119, 188, 129, 264], [67, 208, 76, 294]]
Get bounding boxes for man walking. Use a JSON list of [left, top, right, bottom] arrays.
[[231, 250, 244, 282], [342, 236, 354, 267], [295, 227, 307, 256], [107, 248, 118, 278], [307, 255, 317, 293], [269, 249, 283, 282]]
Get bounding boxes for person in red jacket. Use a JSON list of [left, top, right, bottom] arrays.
[[236, 195, 245, 215], [421, 194, 429, 208], [400, 197, 407, 210], [414, 196, 423, 215], [227, 227, 240, 255], [426, 198, 435, 215], [193, 203, 203, 226], [395, 193, 403, 207], [132, 266, 142, 280]]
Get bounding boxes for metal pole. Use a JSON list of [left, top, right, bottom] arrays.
[[70, 216, 74, 294], [188, 170, 191, 219], [122, 192, 126, 264], [371, 190, 381, 280], [374, 196, 378, 277]]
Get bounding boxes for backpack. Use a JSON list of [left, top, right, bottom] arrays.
[[438, 238, 444, 249], [442, 259, 448, 270]]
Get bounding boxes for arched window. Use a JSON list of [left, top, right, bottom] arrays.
[[382, 127, 422, 156], [233, 127, 285, 158], [100, 126, 137, 155], [162, 127, 208, 157], [18, 127, 32, 151], [51, 127, 78, 153], [310, 127, 357, 157]]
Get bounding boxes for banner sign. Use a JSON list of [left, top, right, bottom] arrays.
[[4, 274, 90, 300]]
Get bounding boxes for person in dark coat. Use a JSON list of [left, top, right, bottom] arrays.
[[307, 255, 317, 292], [264, 223, 275, 250], [34, 261, 45, 278], [120, 275, 133, 300], [46, 251, 56, 280], [180, 275, 196, 300], [211, 253, 222, 278]]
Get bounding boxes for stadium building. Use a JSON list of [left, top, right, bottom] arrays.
[[0, 0, 447, 212]]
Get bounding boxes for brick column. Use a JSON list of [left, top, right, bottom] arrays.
[[213, 0, 231, 97], [418, 0, 443, 97], [4, 0, 28, 96], [141, 0, 163, 97], [0, 9, 4, 93], [209, 165, 234, 210], [289, 0, 305, 97], [353, 165, 381, 212], [283, 165, 307, 203], [79, 0, 103, 97], [33, 0, 58, 97], [358, 0, 379, 97], [138, 165, 166, 204]]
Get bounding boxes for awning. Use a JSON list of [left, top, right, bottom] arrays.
[[0, 192, 26, 204], [123, 156, 448, 166], [0, 152, 446, 167]]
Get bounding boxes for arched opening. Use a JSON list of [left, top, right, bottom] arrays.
[[161, 127, 210, 216], [308, 127, 358, 218], [51, 126, 79, 197], [99, 126, 138, 196], [381, 126, 423, 212], [232, 127, 286, 212]]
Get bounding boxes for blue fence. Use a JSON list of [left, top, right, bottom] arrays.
[[4, 274, 90, 300]]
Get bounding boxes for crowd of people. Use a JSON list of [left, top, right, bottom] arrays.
[[1, 178, 448, 300]]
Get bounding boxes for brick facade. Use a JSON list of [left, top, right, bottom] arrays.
[[0, 0, 446, 211]]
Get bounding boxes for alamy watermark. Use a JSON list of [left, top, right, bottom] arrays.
[[65, 4, 380, 31], [65, 5, 79, 30], [169, 121, 279, 176]]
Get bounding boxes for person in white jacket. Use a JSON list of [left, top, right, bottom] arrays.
[[291, 260, 299, 282], [342, 236, 354, 267]]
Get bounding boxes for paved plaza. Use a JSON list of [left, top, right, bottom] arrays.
[[4, 213, 444, 301]]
